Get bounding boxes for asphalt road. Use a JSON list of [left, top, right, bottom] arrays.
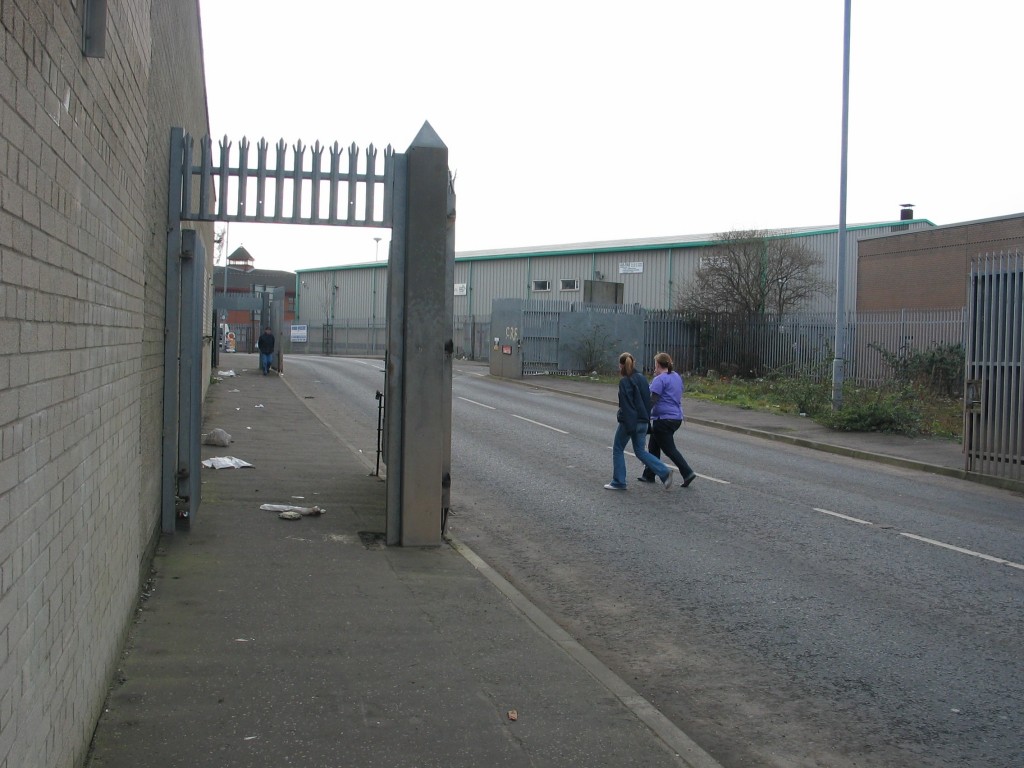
[[284, 356, 1024, 768]]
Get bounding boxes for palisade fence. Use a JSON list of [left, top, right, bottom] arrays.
[[964, 251, 1022, 482], [285, 320, 388, 357], [644, 309, 965, 384], [286, 308, 966, 387]]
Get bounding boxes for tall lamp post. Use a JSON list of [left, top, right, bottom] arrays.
[[374, 236, 382, 261], [832, 0, 852, 412]]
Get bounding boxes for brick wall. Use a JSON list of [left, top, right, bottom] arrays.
[[858, 214, 1024, 311], [0, 2, 211, 766]]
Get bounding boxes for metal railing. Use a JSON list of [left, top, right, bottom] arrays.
[[965, 251, 1022, 482], [288, 308, 969, 387]]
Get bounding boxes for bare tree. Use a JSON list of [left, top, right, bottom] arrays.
[[677, 229, 828, 316]]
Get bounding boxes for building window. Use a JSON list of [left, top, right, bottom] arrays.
[[532, 280, 551, 292], [80, 0, 107, 57], [560, 279, 579, 291]]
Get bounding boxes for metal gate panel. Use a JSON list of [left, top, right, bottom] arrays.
[[522, 306, 561, 375], [964, 251, 1023, 482]]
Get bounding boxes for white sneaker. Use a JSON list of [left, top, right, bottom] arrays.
[[603, 483, 626, 491], [660, 468, 675, 490]]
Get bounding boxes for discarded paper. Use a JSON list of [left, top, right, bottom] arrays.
[[261, 504, 325, 516], [202, 428, 232, 447], [202, 456, 254, 469]]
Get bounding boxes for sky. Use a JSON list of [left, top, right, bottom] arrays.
[[199, 0, 1022, 273]]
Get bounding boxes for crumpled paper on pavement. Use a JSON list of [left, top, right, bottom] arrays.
[[260, 504, 325, 517], [202, 456, 254, 469], [202, 428, 232, 446]]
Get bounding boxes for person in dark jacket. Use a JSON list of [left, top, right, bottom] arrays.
[[604, 352, 674, 491], [257, 326, 275, 375]]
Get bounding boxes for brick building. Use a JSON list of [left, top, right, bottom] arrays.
[[214, 255, 296, 352], [0, 2, 211, 766], [857, 212, 1024, 311]]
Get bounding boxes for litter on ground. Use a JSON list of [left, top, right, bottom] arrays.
[[202, 456, 254, 469], [260, 504, 325, 516]]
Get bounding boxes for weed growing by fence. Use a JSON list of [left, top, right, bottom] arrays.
[[869, 342, 965, 397]]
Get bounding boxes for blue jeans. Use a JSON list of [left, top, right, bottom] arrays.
[[610, 422, 670, 488], [259, 351, 273, 374]]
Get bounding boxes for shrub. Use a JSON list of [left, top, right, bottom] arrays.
[[820, 385, 923, 434], [869, 342, 965, 398]]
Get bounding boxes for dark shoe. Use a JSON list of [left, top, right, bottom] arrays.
[[636, 475, 656, 483], [681, 472, 697, 487]]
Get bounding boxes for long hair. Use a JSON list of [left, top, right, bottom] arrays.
[[654, 352, 674, 372], [618, 352, 636, 376]]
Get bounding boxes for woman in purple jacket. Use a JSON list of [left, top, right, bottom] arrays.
[[638, 352, 697, 487]]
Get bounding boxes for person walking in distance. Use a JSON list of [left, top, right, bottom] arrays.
[[257, 326, 275, 376], [605, 352, 674, 491], [639, 352, 697, 487]]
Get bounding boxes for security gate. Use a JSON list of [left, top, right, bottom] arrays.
[[164, 124, 454, 544], [964, 251, 1023, 484]]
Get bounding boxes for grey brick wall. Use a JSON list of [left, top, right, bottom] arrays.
[[0, 2, 211, 766]]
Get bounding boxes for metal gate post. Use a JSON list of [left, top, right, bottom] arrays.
[[385, 148, 405, 548], [161, 128, 186, 533], [177, 229, 205, 523], [385, 154, 408, 546], [394, 122, 452, 547]]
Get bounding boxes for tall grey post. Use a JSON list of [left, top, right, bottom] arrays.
[[385, 123, 454, 546], [162, 130, 205, 532]]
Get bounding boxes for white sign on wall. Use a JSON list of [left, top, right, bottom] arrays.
[[618, 261, 644, 274], [290, 324, 308, 343], [454, 283, 467, 296]]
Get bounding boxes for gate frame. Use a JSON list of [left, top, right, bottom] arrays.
[[163, 124, 454, 544]]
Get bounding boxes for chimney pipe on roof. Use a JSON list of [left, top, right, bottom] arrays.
[[899, 204, 915, 221]]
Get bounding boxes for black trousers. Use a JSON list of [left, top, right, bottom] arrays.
[[641, 419, 694, 480]]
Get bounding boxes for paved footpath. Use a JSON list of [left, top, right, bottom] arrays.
[[85, 356, 721, 768]]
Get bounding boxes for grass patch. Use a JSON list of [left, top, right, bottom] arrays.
[[686, 375, 962, 439], [576, 372, 963, 439]]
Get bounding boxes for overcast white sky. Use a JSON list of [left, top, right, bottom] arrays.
[[199, 0, 1022, 273]]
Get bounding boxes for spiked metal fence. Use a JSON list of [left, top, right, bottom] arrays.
[[964, 251, 1023, 482], [177, 134, 393, 226]]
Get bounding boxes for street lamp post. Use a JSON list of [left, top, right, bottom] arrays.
[[832, 0, 852, 412], [374, 236, 382, 261]]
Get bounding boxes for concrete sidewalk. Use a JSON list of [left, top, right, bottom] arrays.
[[85, 356, 718, 768], [85, 356, 989, 768]]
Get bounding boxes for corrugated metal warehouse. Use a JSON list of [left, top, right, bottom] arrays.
[[295, 218, 935, 333]]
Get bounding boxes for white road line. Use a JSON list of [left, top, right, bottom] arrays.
[[691, 473, 730, 485], [513, 414, 569, 434], [814, 508, 1023, 572], [616, 450, 730, 484], [814, 508, 874, 525], [898, 532, 1024, 570], [458, 396, 496, 410]]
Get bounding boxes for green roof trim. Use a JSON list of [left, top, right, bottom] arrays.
[[295, 220, 936, 271]]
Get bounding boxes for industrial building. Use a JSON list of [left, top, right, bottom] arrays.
[[295, 217, 935, 341]]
